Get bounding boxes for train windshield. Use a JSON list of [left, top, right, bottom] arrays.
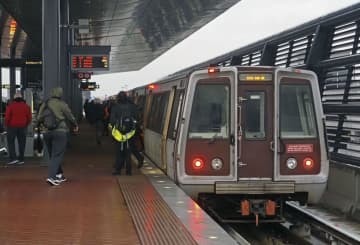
[[188, 83, 230, 139], [244, 92, 265, 139], [280, 84, 317, 138]]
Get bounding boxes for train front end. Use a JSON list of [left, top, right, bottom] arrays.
[[176, 66, 328, 223]]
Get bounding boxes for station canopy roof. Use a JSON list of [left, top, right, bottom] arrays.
[[0, 0, 241, 73]]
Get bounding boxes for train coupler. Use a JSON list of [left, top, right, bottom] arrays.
[[240, 199, 279, 224]]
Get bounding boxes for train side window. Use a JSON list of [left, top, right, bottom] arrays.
[[280, 84, 317, 138], [188, 84, 230, 139], [244, 92, 265, 139], [147, 92, 170, 133], [168, 90, 184, 140], [135, 95, 145, 122]]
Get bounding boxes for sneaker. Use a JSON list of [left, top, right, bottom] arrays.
[[7, 160, 19, 165], [17, 161, 24, 165], [46, 178, 60, 186], [137, 156, 144, 169], [56, 174, 67, 182]]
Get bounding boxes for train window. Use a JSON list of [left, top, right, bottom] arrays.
[[135, 95, 145, 122], [188, 84, 230, 139], [147, 92, 170, 133], [280, 84, 317, 138], [244, 92, 265, 139], [168, 90, 184, 140]]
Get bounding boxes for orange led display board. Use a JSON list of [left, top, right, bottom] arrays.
[[71, 55, 109, 71]]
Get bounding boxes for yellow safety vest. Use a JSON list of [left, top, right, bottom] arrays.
[[109, 124, 136, 142]]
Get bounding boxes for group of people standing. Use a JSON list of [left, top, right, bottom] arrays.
[[3, 88, 143, 186], [2, 88, 78, 187], [83, 97, 110, 145]]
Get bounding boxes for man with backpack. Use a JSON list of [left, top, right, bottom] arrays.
[[109, 91, 138, 176], [37, 87, 78, 186], [4, 91, 32, 165]]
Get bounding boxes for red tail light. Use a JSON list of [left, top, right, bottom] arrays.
[[192, 157, 204, 170], [303, 157, 314, 170], [208, 67, 220, 74]]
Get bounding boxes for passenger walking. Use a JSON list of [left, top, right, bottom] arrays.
[[92, 98, 105, 145], [109, 91, 138, 175], [5, 91, 32, 165], [83, 98, 89, 121], [37, 87, 78, 186], [102, 99, 112, 136]]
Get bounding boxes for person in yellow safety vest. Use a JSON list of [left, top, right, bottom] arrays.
[[109, 91, 138, 176], [110, 123, 136, 142]]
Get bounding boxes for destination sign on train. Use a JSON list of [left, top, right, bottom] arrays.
[[239, 73, 272, 81], [71, 55, 109, 71]]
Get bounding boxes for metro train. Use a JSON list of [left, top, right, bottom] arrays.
[[130, 65, 329, 223]]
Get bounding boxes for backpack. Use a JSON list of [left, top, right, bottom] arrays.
[[117, 117, 136, 134], [39, 100, 62, 130]]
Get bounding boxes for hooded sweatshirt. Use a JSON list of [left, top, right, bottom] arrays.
[[37, 87, 78, 132]]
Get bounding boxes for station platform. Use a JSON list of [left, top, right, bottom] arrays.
[[0, 122, 237, 244]]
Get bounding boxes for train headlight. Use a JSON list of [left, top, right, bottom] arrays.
[[286, 158, 297, 169], [211, 158, 223, 170]]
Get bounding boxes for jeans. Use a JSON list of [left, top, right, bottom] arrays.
[[7, 127, 27, 161], [44, 131, 68, 179]]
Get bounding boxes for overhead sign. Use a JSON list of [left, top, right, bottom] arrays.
[[80, 82, 99, 91], [71, 55, 109, 71], [70, 46, 110, 71], [74, 72, 92, 80]]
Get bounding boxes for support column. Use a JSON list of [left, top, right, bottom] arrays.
[[42, 0, 61, 99], [9, 47, 16, 99], [60, 0, 72, 104], [74, 81, 82, 120]]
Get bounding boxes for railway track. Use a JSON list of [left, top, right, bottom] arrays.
[[284, 201, 360, 245], [210, 201, 359, 244]]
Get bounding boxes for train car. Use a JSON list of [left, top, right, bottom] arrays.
[[132, 66, 329, 223]]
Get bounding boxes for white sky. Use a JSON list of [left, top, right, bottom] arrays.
[[91, 0, 360, 98]]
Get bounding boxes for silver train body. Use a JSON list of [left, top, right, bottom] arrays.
[[131, 66, 329, 221]]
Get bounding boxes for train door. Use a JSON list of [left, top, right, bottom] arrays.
[[177, 67, 237, 184], [143, 91, 153, 129], [160, 87, 176, 170], [238, 76, 274, 179]]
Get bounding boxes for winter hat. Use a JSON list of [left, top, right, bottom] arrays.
[[14, 91, 22, 99]]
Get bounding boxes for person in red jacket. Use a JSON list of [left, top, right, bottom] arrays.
[[5, 91, 32, 165]]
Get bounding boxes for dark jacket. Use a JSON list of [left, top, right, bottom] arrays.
[[109, 101, 138, 126], [37, 87, 77, 132], [87, 102, 104, 124], [5, 98, 32, 128]]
